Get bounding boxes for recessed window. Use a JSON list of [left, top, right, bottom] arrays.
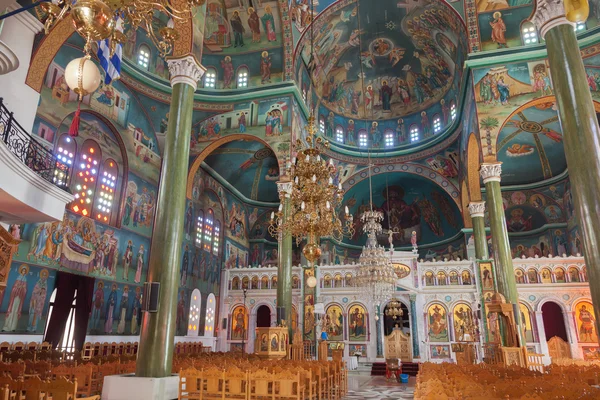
[[96, 159, 118, 223], [385, 131, 394, 147], [204, 69, 217, 88], [319, 117, 325, 135], [196, 211, 204, 247], [410, 126, 419, 142], [204, 209, 214, 252], [335, 126, 344, 143], [450, 103, 457, 121], [137, 46, 150, 70], [54, 134, 75, 187], [237, 67, 249, 88], [213, 221, 220, 255], [433, 115, 442, 133], [359, 131, 368, 147], [575, 22, 586, 32], [522, 23, 538, 45]]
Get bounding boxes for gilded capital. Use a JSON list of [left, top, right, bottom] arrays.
[[276, 181, 293, 198], [532, 0, 574, 38], [480, 162, 502, 184], [167, 55, 205, 90], [468, 201, 486, 218]]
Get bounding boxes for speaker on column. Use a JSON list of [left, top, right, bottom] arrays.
[[222, 318, 228, 329], [142, 282, 160, 312]]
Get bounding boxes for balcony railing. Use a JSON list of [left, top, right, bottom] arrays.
[[0, 97, 70, 191]]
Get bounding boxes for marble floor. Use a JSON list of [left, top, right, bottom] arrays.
[[344, 375, 415, 399]]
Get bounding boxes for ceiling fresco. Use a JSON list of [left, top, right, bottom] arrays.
[[203, 139, 280, 202], [342, 172, 463, 247], [296, 0, 467, 121], [495, 103, 566, 186]]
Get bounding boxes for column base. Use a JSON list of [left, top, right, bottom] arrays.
[[101, 374, 179, 400]]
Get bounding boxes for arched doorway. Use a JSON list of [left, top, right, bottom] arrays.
[[383, 300, 410, 336], [256, 305, 271, 328], [541, 301, 571, 359]]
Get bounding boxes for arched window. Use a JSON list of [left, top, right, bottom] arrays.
[[236, 67, 249, 88], [358, 129, 368, 147], [205, 293, 216, 336], [409, 125, 419, 142], [433, 114, 442, 133], [319, 116, 325, 135], [521, 22, 538, 45], [335, 126, 344, 143], [450, 102, 457, 121], [196, 210, 204, 248], [203, 67, 217, 89], [54, 134, 76, 187], [204, 209, 214, 252], [71, 140, 102, 217], [384, 129, 394, 147], [187, 289, 202, 337], [213, 221, 221, 255], [137, 45, 151, 70], [95, 159, 118, 223]]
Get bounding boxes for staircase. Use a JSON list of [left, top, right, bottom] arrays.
[[370, 361, 420, 376]]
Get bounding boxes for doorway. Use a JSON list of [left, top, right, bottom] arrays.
[[256, 305, 271, 328], [383, 300, 410, 336], [542, 301, 571, 359]]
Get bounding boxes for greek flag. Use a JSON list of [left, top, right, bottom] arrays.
[[97, 17, 123, 85]]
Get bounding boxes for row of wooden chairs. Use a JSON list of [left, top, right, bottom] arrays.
[[178, 358, 347, 400], [0, 375, 99, 400], [82, 342, 139, 359], [174, 343, 212, 356], [415, 362, 600, 399], [0, 342, 51, 353]]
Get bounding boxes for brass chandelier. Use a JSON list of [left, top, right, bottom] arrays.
[[269, 114, 354, 265], [39, 0, 202, 56], [384, 298, 404, 320]]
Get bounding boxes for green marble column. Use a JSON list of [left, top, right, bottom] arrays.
[[276, 181, 293, 340], [468, 201, 489, 260], [534, 0, 600, 345], [480, 162, 524, 347], [136, 55, 204, 378]]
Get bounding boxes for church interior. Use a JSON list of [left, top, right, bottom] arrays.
[[1, 0, 600, 398]]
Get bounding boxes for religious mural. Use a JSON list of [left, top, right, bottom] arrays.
[[575, 301, 598, 343], [120, 173, 157, 238], [0, 264, 56, 334], [519, 303, 534, 343], [348, 304, 367, 341], [427, 303, 449, 342], [430, 344, 450, 358], [230, 305, 248, 340], [323, 304, 344, 341], [452, 303, 474, 341], [88, 279, 143, 335]]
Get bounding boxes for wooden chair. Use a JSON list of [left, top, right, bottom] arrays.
[[248, 369, 273, 400], [133, 342, 139, 355], [82, 343, 93, 361], [0, 376, 20, 400], [0, 344, 9, 354], [40, 342, 52, 351], [0, 384, 8, 400], [273, 370, 304, 400], [0, 361, 25, 379], [109, 342, 118, 356], [21, 376, 47, 400], [73, 364, 94, 397], [201, 367, 224, 400], [11, 343, 23, 352], [46, 376, 77, 400], [25, 343, 37, 353], [92, 343, 101, 358], [223, 366, 247, 400], [179, 368, 202, 400], [96, 362, 118, 394]]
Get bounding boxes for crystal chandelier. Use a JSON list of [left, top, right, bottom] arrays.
[[269, 114, 354, 265], [39, 0, 201, 57], [354, 162, 396, 305], [384, 298, 404, 320]]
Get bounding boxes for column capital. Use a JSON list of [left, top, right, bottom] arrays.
[[468, 201, 486, 218], [277, 180, 293, 198], [167, 54, 206, 90], [532, 0, 575, 38], [480, 162, 502, 184], [409, 294, 417, 302]]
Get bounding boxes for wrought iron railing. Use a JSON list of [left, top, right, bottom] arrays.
[[0, 97, 70, 191]]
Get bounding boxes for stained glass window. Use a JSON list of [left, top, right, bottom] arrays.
[[213, 221, 220, 255], [71, 140, 101, 217], [204, 209, 214, 252], [95, 159, 118, 222], [196, 211, 204, 248]]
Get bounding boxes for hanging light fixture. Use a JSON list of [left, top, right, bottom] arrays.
[[384, 298, 404, 320], [39, 0, 198, 57], [268, 115, 354, 266], [352, 1, 395, 305], [269, 0, 353, 267]]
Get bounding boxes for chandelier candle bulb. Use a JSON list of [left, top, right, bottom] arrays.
[[345, 206, 349, 215], [306, 155, 310, 162], [167, 18, 175, 29], [317, 155, 320, 161], [301, 202, 306, 210], [292, 157, 296, 164], [326, 201, 330, 209], [278, 204, 282, 212], [338, 183, 342, 190], [329, 159, 334, 166], [294, 177, 299, 184], [329, 177, 333, 185], [271, 211, 275, 220], [312, 175, 316, 182]]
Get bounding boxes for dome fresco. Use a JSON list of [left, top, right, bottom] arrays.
[[295, 0, 467, 152]]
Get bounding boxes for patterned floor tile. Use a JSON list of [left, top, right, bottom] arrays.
[[344, 375, 415, 399]]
